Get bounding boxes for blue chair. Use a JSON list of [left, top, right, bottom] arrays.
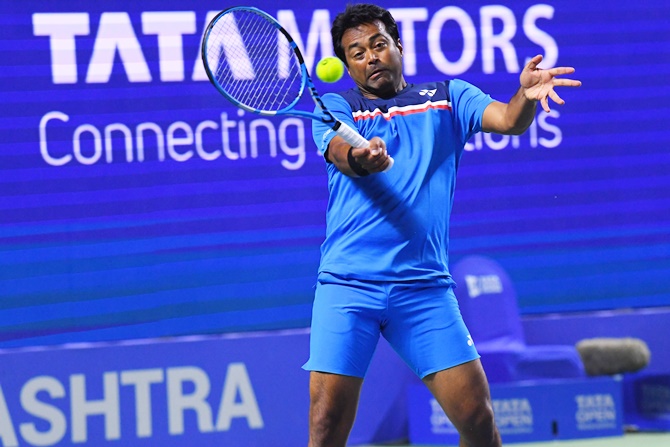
[[451, 255, 585, 383]]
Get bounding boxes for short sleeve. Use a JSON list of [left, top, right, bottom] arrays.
[[449, 79, 496, 144], [311, 93, 356, 158]]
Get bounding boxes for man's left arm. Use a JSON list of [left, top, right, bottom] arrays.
[[482, 54, 581, 135]]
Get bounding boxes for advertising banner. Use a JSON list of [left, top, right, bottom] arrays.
[[2, 0, 669, 347]]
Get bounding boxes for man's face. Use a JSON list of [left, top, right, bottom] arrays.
[[341, 20, 405, 99]]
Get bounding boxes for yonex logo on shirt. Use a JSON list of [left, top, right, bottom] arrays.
[[419, 88, 437, 97]]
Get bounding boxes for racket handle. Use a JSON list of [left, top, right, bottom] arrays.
[[335, 121, 394, 172], [383, 156, 394, 172], [335, 121, 369, 148]]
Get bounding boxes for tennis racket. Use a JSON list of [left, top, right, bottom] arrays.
[[200, 6, 394, 170]]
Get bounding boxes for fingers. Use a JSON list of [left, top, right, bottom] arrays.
[[540, 96, 550, 113], [547, 66, 576, 76], [351, 138, 392, 173], [526, 54, 543, 70], [553, 78, 582, 87], [550, 89, 564, 104], [365, 145, 392, 172]]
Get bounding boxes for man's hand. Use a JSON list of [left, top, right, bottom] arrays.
[[521, 54, 581, 112], [350, 137, 393, 174]]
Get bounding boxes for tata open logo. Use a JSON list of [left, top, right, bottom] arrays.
[[464, 274, 503, 298], [575, 394, 617, 430], [493, 398, 534, 434]]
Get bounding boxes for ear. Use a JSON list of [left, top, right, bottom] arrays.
[[396, 39, 403, 56]]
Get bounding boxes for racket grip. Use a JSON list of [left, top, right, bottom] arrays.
[[335, 121, 394, 172], [383, 156, 394, 172], [335, 121, 369, 148]]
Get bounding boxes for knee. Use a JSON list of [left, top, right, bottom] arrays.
[[310, 400, 346, 434], [309, 397, 356, 447], [308, 373, 361, 446], [450, 398, 499, 444]]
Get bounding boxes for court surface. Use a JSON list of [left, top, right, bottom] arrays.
[[357, 431, 670, 447]]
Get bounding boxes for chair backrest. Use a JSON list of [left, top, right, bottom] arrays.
[[451, 255, 526, 349]]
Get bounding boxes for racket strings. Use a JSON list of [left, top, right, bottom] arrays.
[[205, 10, 303, 112]]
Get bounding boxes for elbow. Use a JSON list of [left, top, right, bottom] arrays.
[[507, 125, 529, 136], [504, 118, 533, 136]]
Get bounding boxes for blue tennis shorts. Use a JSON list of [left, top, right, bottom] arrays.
[[302, 272, 480, 379]]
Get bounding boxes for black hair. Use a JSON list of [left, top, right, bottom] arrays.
[[331, 4, 400, 66]]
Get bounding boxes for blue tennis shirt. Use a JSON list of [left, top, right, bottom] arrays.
[[312, 80, 495, 282]]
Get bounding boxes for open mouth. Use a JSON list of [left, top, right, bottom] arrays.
[[368, 69, 387, 80]]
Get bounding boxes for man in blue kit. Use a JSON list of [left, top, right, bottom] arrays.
[[304, 4, 581, 446]]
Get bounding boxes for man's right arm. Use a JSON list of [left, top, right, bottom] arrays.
[[326, 135, 392, 178]]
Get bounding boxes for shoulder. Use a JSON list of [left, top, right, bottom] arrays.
[[448, 79, 487, 97]]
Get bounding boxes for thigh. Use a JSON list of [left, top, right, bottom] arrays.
[[383, 283, 479, 378], [310, 371, 364, 414], [302, 274, 386, 378], [309, 371, 364, 447], [423, 359, 500, 446], [422, 358, 492, 417]]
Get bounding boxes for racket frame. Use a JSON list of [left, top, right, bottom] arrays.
[[200, 6, 372, 150]]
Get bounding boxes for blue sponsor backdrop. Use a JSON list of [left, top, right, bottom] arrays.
[[1, 0, 669, 347], [407, 377, 623, 444], [0, 329, 413, 447]]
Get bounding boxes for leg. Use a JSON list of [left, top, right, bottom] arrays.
[[423, 359, 501, 447], [303, 276, 386, 446], [308, 371, 363, 447]]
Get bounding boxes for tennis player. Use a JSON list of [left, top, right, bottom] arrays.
[[304, 4, 581, 446]]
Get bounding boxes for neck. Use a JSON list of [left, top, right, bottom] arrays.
[[360, 78, 408, 99]]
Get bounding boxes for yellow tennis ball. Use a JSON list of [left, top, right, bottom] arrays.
[[316, 57, 344, 83]]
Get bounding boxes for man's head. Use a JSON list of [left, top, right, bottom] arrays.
[[331, 4, 406, 99]]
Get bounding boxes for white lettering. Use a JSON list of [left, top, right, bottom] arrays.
[[104, 123, 134, 162], [480, 6, 519, 74], [86, 13, 151, 83], [279, 118, 305, 170], [0, 385, 18, 447], [484, 133, 511, 151], [277, 10, 333, 74], [523, 5, 558, 68], [215, 363, 264, 430], [538, 109, 562, 148], [142, 12, 196, 82], [389, 8, 428, 76], [166, 121, 195, 162], [32, 13, 90, 84], [195, 120, 222, 160], [249, 119, 277, 158], [120, 369, 164, 438], [220, 112, 240, 160], [70, 372, 120, 442], [465, 111, 562, 151], [38, 111, 306, 169], [73, 124, 103, 165], [136, 122, 165, 161], [428, 6, 477, 75], [40, 111, 73, 166], [208, 13, 256, 81], [20, 377, 67, 446], [0, 364, 266, 444], [167, 367, 214, 435], [192, 12, 220, 81], [34, 7, 559, 84]]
